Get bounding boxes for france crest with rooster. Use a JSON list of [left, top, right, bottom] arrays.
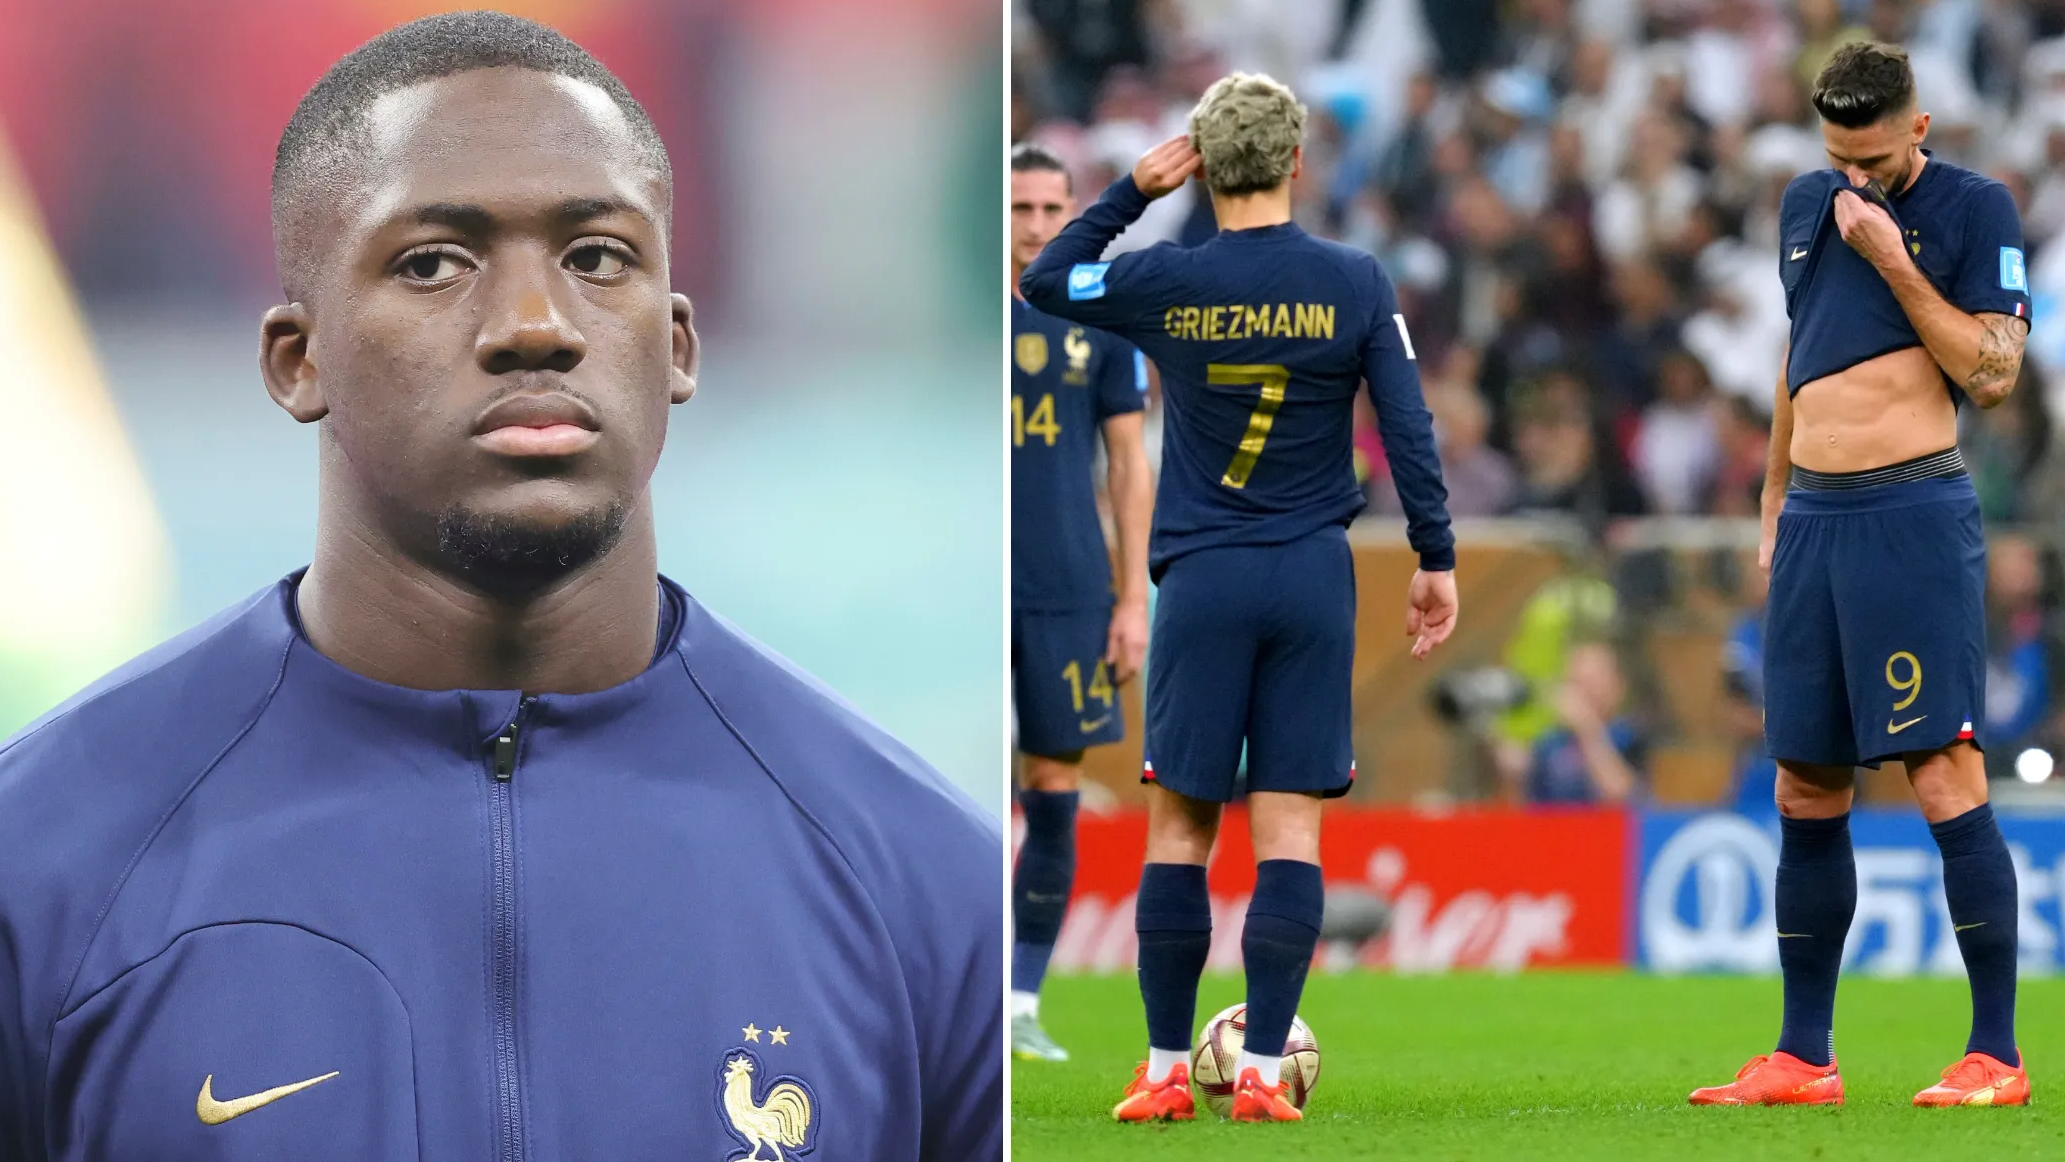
[[716, 1047, 818, 1161]]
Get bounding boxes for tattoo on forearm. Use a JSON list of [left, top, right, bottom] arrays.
[[1964, 314, 2029, 400]]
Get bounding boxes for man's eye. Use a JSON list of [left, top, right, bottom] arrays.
[[400, 251, 466, 282], [568, 245, 629, 276]]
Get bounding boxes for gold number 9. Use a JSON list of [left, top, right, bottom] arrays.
[[1886, 650, 1922, 711]]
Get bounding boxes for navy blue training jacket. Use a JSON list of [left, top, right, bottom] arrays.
[[0, 574, 1001, 1161]]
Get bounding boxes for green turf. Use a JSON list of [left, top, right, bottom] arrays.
[[1012, 972, 2065, 1160]]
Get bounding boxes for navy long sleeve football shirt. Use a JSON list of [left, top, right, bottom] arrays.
[[0, 574, 1000, 1161], [1021, 175, 1453, 575]]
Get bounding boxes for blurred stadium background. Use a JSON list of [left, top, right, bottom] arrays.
[[1015, 0, 2065, 980], [0, 0, 1005, 816]]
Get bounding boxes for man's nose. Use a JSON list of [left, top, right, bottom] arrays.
[[476, 257, 587, 375]]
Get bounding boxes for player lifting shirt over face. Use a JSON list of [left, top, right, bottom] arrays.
[[1022, 73, 1458, 1124], [1689, 41, 2034, 1110]]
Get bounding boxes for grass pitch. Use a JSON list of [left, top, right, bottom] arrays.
[[1011, 972, 2065, 1160]]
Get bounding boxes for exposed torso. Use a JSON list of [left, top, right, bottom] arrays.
[[1790, 345, 1956, 472]]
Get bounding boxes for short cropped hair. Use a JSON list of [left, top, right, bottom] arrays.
[[1811, 41, 1916, 128], [271, 10, 671, 298], [1010, 142, 1072, 194], [1187, 73, 1306, 197]]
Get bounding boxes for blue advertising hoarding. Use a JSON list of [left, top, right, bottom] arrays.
[[1638, 809, 2065, 975]]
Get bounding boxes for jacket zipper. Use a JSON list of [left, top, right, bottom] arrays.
[[488, 699, 531, 1161]]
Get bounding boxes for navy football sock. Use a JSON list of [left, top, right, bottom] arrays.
[[1011, 789, 1079, 996], [1932, 803, 2020, 1064], [1241, 859, 1324, 1058], [1136, 862, 1212, 1052], [1774, 812, 1856, 1067]]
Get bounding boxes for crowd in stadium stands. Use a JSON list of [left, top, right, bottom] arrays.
[[1013, 0, 2065, 527]]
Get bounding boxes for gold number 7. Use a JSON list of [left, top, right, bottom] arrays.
[[1210, 363, 1290, 488]]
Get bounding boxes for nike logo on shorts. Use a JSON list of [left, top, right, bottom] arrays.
[[1888, 715, 1926, 734], [1790, 247, 1809, 260]]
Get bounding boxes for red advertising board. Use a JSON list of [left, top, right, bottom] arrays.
[[1032, 807, 1630, 972]]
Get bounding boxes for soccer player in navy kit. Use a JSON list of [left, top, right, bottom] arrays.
[[1023, 74, 1457, 1123], [0, 14, 1001, 1160], [1008, 144, 1154, 1064], [1689, 42, 2033, 1109]]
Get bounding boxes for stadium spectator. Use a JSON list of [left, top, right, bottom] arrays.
[[1371, 366, 1518, 518], [1710, 394, 1773, 517], [1519, 640, 1650, 804], [1630, 348, 1721, 515], [1985, 534, 2053, 777], [1018, 0, 1153, 123], [1721, 559, 1777, 816], [1508, 371, 1646, 519], [1965, 362, 2054, 522]]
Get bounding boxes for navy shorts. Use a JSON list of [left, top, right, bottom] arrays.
[[1764, 474, 1986, 768], [1012, 607, 1123, 758], [1143, 528, 1356, 803]]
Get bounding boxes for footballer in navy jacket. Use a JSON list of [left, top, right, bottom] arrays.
[[0, 14, 1001, 1162]]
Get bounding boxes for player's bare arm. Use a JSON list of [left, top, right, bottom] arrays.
[[1834, 189, 2029, 407], [1101, 409, 1152, 684]]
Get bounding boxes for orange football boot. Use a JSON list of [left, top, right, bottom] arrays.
[[1111, 1061, 1195, 1122], [1229, 1067, 1303, 1122], [1688, 1052, 1844, 1106], [1914, 1052, 2029, 1107]]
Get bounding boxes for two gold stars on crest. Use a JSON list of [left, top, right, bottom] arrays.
[[741, 1023, 791, 1046]]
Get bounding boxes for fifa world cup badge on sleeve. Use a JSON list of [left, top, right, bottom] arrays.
[[717, 1028, 818, 1161], [2002, 247, 2027, 292], [1067, 262, 1111, 301]]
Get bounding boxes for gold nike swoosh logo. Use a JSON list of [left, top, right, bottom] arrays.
[[1955, 922, 1987, 932], [197, 1071, 339, 1125], [1790, 247, 1809, 260], [1078, 715, 1112, 733], [1888, 715, 1926, 734]]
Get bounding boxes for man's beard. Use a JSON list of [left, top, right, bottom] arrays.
[[433, 500, 629, 600]]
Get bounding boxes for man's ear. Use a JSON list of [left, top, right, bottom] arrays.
[[1913, 109, 1931, 146], [1291, 143, 1304, 182], [260, 304, 327, 423], [670, 293, 699, 404]]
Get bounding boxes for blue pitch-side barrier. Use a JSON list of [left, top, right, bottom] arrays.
[[1638, 809, 2065, 975]]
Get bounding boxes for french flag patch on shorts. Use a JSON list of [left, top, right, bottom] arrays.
[[1960, 720, 1975, 740]]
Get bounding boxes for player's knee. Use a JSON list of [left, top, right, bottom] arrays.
[[1774, 764, 1855, 818], [1020, 753, 1084, 792], [1905, 745, 1989, 821], [1144, 787, 1220, 863], [1248, 790, 1323, 863]]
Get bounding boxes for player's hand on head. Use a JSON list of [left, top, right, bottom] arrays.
[[1832, 189, 1906, 272], [1106, 600, 1149, 685], [1133, 135, 1202, 200], [1405, 569, 1459, 660]]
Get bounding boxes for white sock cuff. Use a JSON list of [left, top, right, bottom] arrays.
[[1147, 1047, 1187, 1082], [1236, 1050, 1281, 1086]]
